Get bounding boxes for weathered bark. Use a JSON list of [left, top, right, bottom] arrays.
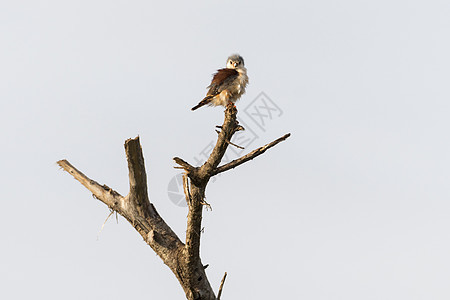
[[58, 104, 290, 299]]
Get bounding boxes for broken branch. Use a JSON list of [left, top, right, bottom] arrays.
[[57, 159, 123, 209], [217, 272, 228, 300]]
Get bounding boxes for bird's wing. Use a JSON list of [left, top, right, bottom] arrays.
[[207, 68, 239, 96]]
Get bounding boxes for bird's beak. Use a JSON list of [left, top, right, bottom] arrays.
[[233, 62, 237, 68]]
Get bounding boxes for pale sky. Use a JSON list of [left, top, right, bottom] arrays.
[[1, 1, 450, 299]]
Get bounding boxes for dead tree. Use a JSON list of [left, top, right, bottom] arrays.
[[57, 105, 290, 300]]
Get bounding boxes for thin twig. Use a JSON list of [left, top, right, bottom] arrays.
[[57, 159, 123, 207], [200, 199, 212, 211], [225, 138, 244, 150], [58, 138, 211, 298], [217, 272, 228, 300], [212, 133, 291, 175], [97, 210, 115, 240], [216, 130, 245, 150]]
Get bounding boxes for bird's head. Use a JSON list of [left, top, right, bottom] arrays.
[[226, 54, 245, 69]]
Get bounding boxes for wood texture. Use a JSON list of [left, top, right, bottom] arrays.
[[58, 106, 290, 299]]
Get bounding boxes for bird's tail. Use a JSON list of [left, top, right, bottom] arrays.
[[191, 96, 214, 111]]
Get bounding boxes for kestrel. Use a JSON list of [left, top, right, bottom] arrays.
[[191, 54, 248, 111]]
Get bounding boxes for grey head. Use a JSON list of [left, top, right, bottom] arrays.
[[226, 54, 245, 69]]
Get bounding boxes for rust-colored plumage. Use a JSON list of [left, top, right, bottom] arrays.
[[191, 69, 239, 111], [210, 68, 239, 86], [192, 54, 248, 111]]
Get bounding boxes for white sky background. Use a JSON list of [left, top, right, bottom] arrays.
[[1, 0, 450, 299]]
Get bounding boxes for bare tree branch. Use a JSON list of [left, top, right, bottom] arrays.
[[125, 136, 152, 218], [58, 104, 290, 300], [212, 133, 291, 176], [183, 105, 238, 267], [200, 104, 240, 176], [58, 137, 215, 300], [57, 159, 124, 209], [216, 129, 245, 150]]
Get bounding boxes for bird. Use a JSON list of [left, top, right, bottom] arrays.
[[191, 54, 249, 111]]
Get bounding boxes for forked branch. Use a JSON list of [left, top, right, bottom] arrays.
[[177, 105, 290, 299], [58, 105, 290, 300]]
